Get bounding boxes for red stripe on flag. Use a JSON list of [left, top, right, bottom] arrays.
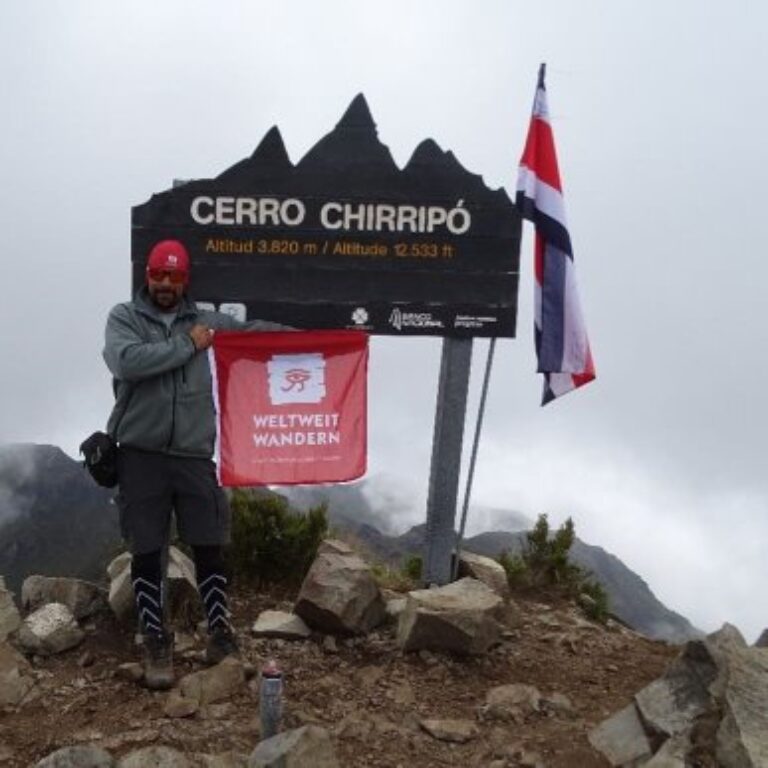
[[520, 116, 562, 193]]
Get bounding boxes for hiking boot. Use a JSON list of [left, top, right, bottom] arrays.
[[142, 630, 174, 690], [205, 625, 240, 665]]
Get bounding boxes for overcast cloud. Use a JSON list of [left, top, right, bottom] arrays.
[[1, 1, 765, 641]]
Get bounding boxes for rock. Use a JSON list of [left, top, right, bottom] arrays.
[[484, 683, 542, 721], [645, 732, 690, 767], [317, 539, 355, 556], [252, 610, 311, 640], [634, 647, 716, 738], [322, 635, 338, 653], [754, 628, 768, 648], [77, 650, 95, 668], [457, 551, 510, 598], [179, 657, 246, 705], [107, 566, 134, 622], [36, 745, 108, 766], [117, 746, 192, 767], [588, 703, 653, 766], [199, 702, 234, 720], [115, 662, 143, 683], [107, 552, 132, 580], [35, 745, 115, 766], [715, 644, 768, 768], [21, 576, 107, 620], [707, 623, 747, 658], [196, 754, 249, 768], [397, 578, 502, 655], [107, 547, 202, 628], [16, 602, 85, 655], [419, 718, 479, 743], [541, 691, 575, 716], [0, 641, 35, 706], [164, 690, 199, 718], [385, 598, 406, 622], [248, 725, 339, 767], [0, 576, 21, 640], [294, 540, 386, 635]]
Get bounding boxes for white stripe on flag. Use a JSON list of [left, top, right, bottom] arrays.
[[516, 168, 568, 228], [561, 258, 591, 373]]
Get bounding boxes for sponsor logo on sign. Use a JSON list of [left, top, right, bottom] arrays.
[[453, 314, 499, 329], [267, 353, 326, 405], [389, 308, 444, 331], [220, 303, 247, 322], [351, 307, 369, 325]]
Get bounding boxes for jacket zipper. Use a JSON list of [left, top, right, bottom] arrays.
[[166, 325, 177, 449]]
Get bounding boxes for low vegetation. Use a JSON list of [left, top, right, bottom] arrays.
[[370, 554, 423, 592], [498, 513, 610, 623], [226, 489, 328, 586]]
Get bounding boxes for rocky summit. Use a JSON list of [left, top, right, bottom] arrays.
[[0, 540, 721, 768]]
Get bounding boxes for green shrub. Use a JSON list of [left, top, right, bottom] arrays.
[[402, 554, 423, 582], [226, 489, 328, 586], [497, 551, 528, 587], [579, 579, 610, 624], [498, 513, 610, 623]]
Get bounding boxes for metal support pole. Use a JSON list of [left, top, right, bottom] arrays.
[[422, 337, 473, 585], [453, 337, 497, 580]]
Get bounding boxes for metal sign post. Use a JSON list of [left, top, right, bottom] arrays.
[[422, 337, 473, 585]]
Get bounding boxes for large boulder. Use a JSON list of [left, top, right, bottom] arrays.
[[590, 623, 768, 767], [0, 576, 21, 640], [248, 725, 339, 768], [397, 577, 502, 655], [589, 703, 654, 766], [16, 602, 84, 655], [634, 642, 717, 739], [293, 540, 385, 635], [457, 551, 509, 598], [21, 576, 107, 620], [715, 642, 768, 767], [0, 641, 35, 706], [108, 547, 202, 628]]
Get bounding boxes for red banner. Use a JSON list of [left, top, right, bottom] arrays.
[[209, 330, 368, 486]]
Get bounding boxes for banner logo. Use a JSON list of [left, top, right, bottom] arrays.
[[267, 353, 326, 405]]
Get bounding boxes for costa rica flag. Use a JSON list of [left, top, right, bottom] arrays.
[[516, 64, 596, 404]]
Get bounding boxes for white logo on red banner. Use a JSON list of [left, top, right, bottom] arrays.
[[267, 353, 326, 405]]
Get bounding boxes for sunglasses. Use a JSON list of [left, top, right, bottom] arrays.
[[147, 268, 187, 284]]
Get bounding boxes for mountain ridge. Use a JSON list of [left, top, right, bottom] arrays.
[[0, 444, 700, 643]]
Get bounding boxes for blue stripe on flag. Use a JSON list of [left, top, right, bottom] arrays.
[[538, 242, 567, 371]]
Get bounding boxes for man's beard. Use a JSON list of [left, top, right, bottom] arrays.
[[150, 288, 181, 310]]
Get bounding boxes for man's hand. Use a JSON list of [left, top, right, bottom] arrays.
[[189, 324, 214, 351]]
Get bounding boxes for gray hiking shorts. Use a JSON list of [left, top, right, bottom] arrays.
[[115, 447, 231, 555]]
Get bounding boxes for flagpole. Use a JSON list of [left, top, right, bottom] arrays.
[[452, 336, 497, 580]]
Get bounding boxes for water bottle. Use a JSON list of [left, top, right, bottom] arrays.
[[259, 659, 283, 739]]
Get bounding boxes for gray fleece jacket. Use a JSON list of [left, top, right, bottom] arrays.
[[103, 288, 283, 458]]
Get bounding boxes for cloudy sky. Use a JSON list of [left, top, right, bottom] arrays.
[[1, 1, 766, 641]]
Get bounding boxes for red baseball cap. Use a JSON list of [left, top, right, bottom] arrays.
[[146, 240, 190, 276]]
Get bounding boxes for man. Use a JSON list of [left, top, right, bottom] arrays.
[[103, 239, 283, 689]]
